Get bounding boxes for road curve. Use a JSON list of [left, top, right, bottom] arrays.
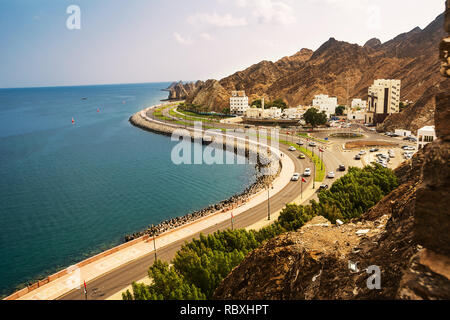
[[59, 109, 316, 300]]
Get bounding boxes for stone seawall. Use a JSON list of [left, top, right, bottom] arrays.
[[125, 109, 281, 240]]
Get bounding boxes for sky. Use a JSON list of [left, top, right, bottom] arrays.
[[0, 0, 445, 88]]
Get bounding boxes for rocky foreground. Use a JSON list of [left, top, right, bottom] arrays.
[[213, 5, 450, 300]]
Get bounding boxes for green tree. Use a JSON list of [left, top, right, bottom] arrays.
[[303, 108, 328, 130], [335, 106, 346, 116], [271, 98, 288, 110]]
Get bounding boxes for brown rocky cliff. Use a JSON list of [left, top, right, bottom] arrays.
[[213, 5, 450, 299], [184, 14, 444, 133], [167, 81, 203, 100]]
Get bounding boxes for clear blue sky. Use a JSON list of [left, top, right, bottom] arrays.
[[0, 0, 445, 88]]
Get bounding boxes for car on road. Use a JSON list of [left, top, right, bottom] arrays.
[[298, 154, 306, 159], [319, 184, 329, 190], [291, 173, 300, 181], [296, 141, 304, 146], [289, 146, 296, 151], [339, 165, 346, 172], [370, 148, 379, 152], [402, 146, 415, 151], [355, 154, 361, 160], [303, 168, 311, 177], [309, 142, 317, 147], [359, 150, 366, 155], [327, 171, 335, 179], [244, 125, 251, 129]]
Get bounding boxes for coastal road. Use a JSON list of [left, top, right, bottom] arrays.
[[59, 130, 314, 300], [60, 107, 372, 300]]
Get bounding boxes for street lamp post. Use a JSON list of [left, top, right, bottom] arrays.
[[267, 183, 273, 221]]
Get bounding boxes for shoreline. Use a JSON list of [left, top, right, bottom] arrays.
[[125, 105, 281, 241], [5, 103, 290, 300]]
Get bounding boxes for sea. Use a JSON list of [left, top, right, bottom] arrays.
[[0, 82, 256, 297]]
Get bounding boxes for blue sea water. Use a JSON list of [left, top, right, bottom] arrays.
[[0, 83, 256, 297]]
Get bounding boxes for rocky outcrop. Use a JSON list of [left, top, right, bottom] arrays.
[[166, 81, 203, 100], [185, 79, 230, 112], [213, 6, 450, 300]]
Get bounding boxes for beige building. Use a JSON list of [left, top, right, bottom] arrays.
[[230, 91, 249, 115], [417, 126, 436, 150], [365, 79, 401, 124]]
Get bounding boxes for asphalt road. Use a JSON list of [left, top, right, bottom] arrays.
[[60, 108, 399, 300], [59, 117, 317, 300]]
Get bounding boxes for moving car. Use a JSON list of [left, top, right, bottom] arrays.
[[319, 184, 329, 190], [370, 148, 379, 152], [402, 146, 415, 151], [309, 142, 317, 147], [296, 141, 304, 146], [327, 171, 335, 179], [289, 146, 296, 151], [339, 164, 346, 172], [355, 154, 361, 160], [298, 154, 306, 159], [303, 168, 311, 177], [291, 173, 300, 181], [359, 150, 366, 155]]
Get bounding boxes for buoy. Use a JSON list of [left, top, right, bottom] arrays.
[[72, 117, 75, 124], [97, 108, 100, 113]]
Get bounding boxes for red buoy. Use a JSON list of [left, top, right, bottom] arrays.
[[97, 108, 100, 113], [72, 117, 75, 124]]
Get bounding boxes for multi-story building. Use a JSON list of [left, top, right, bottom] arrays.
[[312, 94, 338, 118], [365, 79, 401, 125], [417, 126, 436, 150], [351, 98, 367, 110], [230, 91, 249, 115]]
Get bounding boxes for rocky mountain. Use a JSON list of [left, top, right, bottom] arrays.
[[184, 13, 445, 132], [213, 5, 450, 300], [165, 81, 203, 100]]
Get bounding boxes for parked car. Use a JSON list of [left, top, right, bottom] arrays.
[[370, 148, 379, 152], [327, 171, 335, 179], [359, 150, 366, 155], [319, 184, 329, 190], [355, 154, 361, 160], [291, 173, 300, 181], [296, 141, 304, 146], [289, 146, 296, 151], [309, 142, 317, 147], [339, 165, 346, 172], [403, 146, 415, 151], [298, 154, 306, 159], [303, 168, 311, 177]]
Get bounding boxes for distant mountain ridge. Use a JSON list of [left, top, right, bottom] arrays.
[[181, 13, 445, 132]]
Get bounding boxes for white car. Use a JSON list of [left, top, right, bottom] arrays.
[[303, 168, 311, 177], [327, 171, 335, 179], [289, 146, 296, 151], [291, 173, 300, 181], [359, 150, 366, 155]]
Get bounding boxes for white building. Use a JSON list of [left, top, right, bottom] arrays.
[[347, 111, 365, 121], [230, 91, 249, 115], [312, 94, 338, 118], [264, 107, 282, 119], [283, 107, 307, 119], [395, 129, 412, 137], [351, 98, 367, 110], [417, 126, 436, 150], [365, 79, 401, 124]]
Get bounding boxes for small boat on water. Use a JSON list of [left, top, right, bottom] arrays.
[[72, 117, 75, 124], [81, 97, 87, 100]]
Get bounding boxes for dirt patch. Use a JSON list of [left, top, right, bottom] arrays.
[[345, 140, 398, 149]]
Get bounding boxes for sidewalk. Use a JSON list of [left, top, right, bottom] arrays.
[[10, 113, 295, 300]]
